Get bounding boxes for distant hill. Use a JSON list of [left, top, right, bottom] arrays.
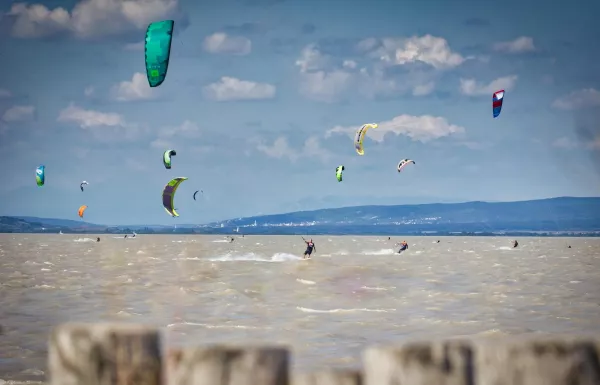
[[2, 197, 600, 235], [14, 216, 99, 227]]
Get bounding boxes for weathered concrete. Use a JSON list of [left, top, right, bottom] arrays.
[[293, 369, 362, 385], [47, 323, 600, 385], [166, 345, 289, 385], [48, 323, 162, 385]]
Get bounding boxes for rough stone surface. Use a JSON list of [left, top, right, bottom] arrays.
[[48, 323, 162, 385], [166, 345, 289, 385], [294, 369, 362, 385]]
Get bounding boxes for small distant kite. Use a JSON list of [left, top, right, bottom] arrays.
[[78, 205, 87, 218], [335, 165, 345, 182], [145, 20, 174, 88], [36, 165, 45, 186], [354, 123, 378, 156], [493, 90, 505, 118], [193, 190, 203, 200], [80, 181, 88, 192], [163, 149, 176, 169], [397, 159, 415, 172]]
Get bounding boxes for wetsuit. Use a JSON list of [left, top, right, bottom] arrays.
[[398, 243, 408, 253], [304, 241, 315, 257]]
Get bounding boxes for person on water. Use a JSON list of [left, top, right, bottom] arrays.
[[124, 234, 128, 239], [230, 237, 235, 243], [397, 241, 408, 253], [96, 237, 100, 242], [303, 239, 316, 259], [513, 240, 518, 248]]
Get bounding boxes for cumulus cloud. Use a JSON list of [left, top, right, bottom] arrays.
[[326, 114, 465, 143], [110, 72, 157, 101], [256, 136, 331, 162], [203, 77, 276, 101], [0, 89, 12, 98], [2, 105, 35, 122], [294, 41, 451, 102], [151, 120, 201, 148], [361, 35, 465, 69], [203, 33, 251, 55], [57, 103, 142, 140], [4, 0, 181, 39], [493, 36, 536, 53], [123, 41, 144, 51], [552, 137, 578, 149], [552, 88, 600, 110], [459, 75, 518, 96], [412, 81, 435, 96]]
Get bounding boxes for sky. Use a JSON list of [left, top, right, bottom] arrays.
[[0, 0, 599, 225]]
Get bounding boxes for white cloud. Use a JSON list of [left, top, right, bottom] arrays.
[[2, 105, 35, 122], [326, 114, 465, 143], [203, 33, 251, 55], [0, 89, 12, 98], [151, 120, 201, 148], [343, 60, 357, 69], [298, 70, 353, 103], [459, 75, 518, 96], [552, 137, 578, 149], [362, 35, 465, 69], [6, 0, 179, 39], [123, 41, 144, 51], [493, 36, 536, 53], [110, 72, 157, 102], [412, 81, 435, 96], [552, 88, 600, 110], [203, 77, 276, 101], [84, 86, 95, 97], [58, 104, 126, 128], [58, 103, 143, 140], [256, 136, 331, 162]]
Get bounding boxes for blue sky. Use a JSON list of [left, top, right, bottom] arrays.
[[0, 0, 599, 225]]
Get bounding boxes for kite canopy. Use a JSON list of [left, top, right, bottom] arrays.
[[493, 90, 505, 118], [397, 159, 415, 172], [193, 190, 199, 200], [78, 205, 87, 218], [335, 165, 345, 182], [36, 165, 45, 186], [163, 149, 176, 169], [80, 181, 88, 192], [162, 177, 187, 217], [354, 123, 378, 156], [145, 20, 174, 88]]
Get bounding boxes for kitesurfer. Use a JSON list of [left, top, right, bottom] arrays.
[[303, 239, 316, 259], [96, 237, 100, 242], [230, 237, 235, 243], [124, 235, 128, 239], [397, 241, 408, 253], [513, 240, 518, 248]]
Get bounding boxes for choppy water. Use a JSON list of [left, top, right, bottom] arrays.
[[1, 234, 599, 382]]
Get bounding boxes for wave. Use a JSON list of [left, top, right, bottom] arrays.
[[74, 238, 95, 242], [297, 307, 396, 313], [209, 252, 301, 262], [212, 239, 230, 243], [361, 248, 396, 256]]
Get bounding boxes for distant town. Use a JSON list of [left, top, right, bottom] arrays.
[[2, 196, 599, 236]]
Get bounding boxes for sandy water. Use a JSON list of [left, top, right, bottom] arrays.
[[1, 234, 599, 382]]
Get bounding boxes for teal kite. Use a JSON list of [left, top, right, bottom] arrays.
[[36, 165, 45, 186], [145, 20, 174, 88], [162, 177, 187, 217]]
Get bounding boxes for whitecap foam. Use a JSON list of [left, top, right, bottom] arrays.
[[74, 238, 95, 243], [297, 279, 316, 285], [297, 307, 395, 313], [212, 239, 230, 243], [362, 248, 395, 256], [209, 252, 301, 263]]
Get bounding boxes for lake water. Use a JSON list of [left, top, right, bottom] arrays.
[[1, 234, 599, 383]]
